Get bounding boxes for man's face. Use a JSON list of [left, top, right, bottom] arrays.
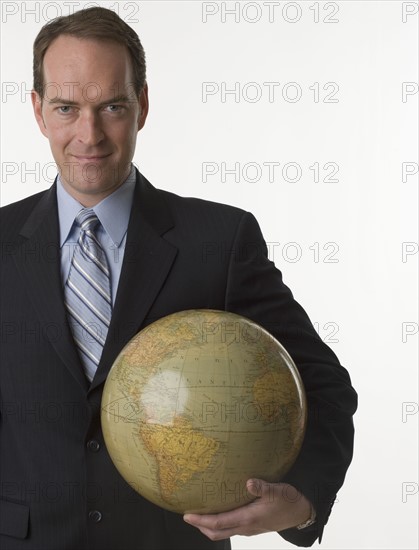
[[32, 35, 148, 206]]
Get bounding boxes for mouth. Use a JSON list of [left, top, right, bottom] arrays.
[[72, 154, 112, 162]]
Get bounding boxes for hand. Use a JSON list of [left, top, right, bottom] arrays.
[[183, 479, 313, 541]]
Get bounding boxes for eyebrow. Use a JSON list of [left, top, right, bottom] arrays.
[[46, 94, 135, 106]]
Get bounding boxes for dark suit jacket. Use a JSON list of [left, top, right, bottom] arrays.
[[0, 170, 357, 549]]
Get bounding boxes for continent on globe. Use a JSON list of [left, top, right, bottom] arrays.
[[101, 309, 306, 514], [139, 415, 219, 503]]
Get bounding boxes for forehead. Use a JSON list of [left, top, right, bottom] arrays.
[[42, 35, 134, 101]]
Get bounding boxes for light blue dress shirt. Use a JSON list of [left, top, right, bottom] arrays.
[[56, 164, 136, 305]]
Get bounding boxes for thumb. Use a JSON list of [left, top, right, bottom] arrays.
[[246, 478, 268, 498]]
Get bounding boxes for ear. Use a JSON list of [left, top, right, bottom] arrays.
[[137, 82, 149, 131], [31, 90, 48, 138]]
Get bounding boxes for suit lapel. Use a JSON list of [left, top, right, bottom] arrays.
[[14, 185, 89, 392], [13, 172, 178, 394], [89, 171, 178, 392]]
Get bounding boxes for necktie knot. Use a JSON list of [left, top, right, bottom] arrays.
[[76, 209, 99, 234]]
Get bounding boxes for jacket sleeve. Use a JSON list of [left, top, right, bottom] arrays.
[[224, 211, 357, 547]]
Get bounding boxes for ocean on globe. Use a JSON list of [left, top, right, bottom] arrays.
[[101, 309, 307, 515]]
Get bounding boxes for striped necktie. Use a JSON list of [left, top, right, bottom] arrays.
[[64, 209, 112, 381]]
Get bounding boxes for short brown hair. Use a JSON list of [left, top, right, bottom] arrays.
[[33, 7, 146, 98]]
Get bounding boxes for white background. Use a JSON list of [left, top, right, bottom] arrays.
[[1, 1, 418, 548]]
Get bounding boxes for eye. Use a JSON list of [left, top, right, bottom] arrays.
[[57, 106, 73, 114], [105, 105, 124, 113]]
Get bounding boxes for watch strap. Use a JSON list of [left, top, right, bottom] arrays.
[[296, 502, 316, 530]]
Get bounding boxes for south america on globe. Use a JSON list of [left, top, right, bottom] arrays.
[[101, 309, 307, 514]]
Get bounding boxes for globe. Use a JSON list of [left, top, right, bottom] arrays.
[[101, 309, 307, 515]]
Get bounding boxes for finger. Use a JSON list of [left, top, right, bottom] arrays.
[[184, 498, 268, 540], [183, 510, 241, 531], [184, 514, 266, 541], [184, 517, 259, 541], [192, 524, 243, 541], [184, 513, 241, 541]]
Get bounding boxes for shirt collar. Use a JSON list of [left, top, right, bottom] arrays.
[[56, 164, 136, 247]]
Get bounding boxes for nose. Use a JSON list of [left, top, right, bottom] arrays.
[[76, 110, 105, 147]]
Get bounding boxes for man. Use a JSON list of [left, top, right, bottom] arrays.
[[0, 7, 357, 549]]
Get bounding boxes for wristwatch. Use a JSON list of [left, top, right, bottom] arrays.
[[296, 503, 317, 530]]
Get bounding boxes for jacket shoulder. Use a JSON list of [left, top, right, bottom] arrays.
[[155, 186, 249, 228], [0, 190, 49, 240], [1, 189, 48, 213]]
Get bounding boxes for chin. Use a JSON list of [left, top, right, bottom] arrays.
[[82, 182, 115, 195]]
